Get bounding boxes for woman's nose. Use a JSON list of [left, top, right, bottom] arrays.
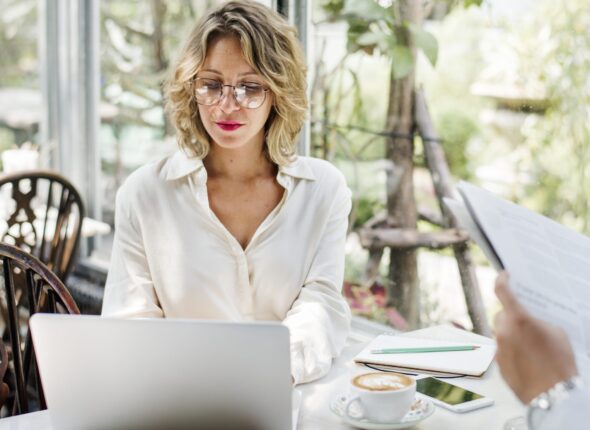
[[218, 86, 240, 113]]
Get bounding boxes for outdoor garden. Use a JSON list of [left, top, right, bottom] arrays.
[[1, 0, 588, 333]]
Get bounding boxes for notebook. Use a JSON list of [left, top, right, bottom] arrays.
[[354, 325, 496, 377]]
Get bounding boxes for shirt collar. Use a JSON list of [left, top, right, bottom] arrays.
[[278, 156, 316, 181], [163, 151, 316, 182], [163, 150, 204, 181]]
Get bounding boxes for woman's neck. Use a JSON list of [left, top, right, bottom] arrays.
[[203, 142, 275, 181]]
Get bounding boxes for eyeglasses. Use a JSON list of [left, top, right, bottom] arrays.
[[191, 77, 269, 109]]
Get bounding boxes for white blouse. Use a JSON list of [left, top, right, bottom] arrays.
[[101, 150, 352, 384]]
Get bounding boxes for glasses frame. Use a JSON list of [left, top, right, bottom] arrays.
[[191, 77, 270, 109]]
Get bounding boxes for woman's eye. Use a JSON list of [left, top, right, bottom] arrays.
[[204, 81, 221, 90], [241, 83, 263, 92]]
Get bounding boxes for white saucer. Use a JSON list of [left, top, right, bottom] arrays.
[[330, 392, 435, 430]]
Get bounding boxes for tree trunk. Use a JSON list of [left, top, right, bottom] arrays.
[[385, 0, 421, 328], [414, 89, 492, 336]]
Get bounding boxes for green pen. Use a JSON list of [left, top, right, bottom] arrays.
[[371, 345, 480, 354]]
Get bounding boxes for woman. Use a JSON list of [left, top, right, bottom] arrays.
[[101, 0, 352, 385]]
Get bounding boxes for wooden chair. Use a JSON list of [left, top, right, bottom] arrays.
[[0, 242, 80, 416], [0, 170, 85, 281], [0, 338, 9, 409]]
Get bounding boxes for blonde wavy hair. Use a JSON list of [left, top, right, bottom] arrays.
[[164, 0, 307, 165]]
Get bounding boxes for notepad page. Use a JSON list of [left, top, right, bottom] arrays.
[[397, 324, 495, 346], [354, 332, 496, 377]]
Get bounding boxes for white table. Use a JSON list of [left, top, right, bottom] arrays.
[[297, 340, 525, 429], [0, 326, 526, 430]]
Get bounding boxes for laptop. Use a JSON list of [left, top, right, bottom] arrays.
[[30, 314, 294, 430]]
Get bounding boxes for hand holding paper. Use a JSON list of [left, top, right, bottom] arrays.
[[445, 182, 590, 356], [494, 271, 578, 403]]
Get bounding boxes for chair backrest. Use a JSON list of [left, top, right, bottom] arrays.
[[0, 242, 80, 416], [0, 338, 9, 409], [0, 170, 85, 281]]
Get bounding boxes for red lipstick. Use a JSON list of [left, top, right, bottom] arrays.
[[216, 121, 243, 131]]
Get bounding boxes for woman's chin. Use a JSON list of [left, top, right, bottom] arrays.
[[210, 134, 250, 150], [208, 129, 265, 151]]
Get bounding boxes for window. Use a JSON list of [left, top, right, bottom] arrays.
[[93, 1, 227, 262], [0, 0, 39, 167]]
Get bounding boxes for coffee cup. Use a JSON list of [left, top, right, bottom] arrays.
[[345, 372, 416, 423]]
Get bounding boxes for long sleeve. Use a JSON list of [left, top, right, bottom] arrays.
[[283, 175, 352, 385], [534, 385, 590, 430], [101, 184, 163, 318]]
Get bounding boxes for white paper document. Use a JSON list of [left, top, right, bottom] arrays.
[[446, 182, 590, 357]]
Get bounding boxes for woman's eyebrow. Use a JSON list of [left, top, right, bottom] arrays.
[[200, 68, 258, 77], [199, 69, 222, 76], [237, 72, 258, 77]]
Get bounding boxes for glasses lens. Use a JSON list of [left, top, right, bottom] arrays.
[[235, 84, 266, 109], [194, 78, 222, 105], [193, 78, 267, 108]]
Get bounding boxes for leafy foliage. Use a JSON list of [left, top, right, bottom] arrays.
[[435, 110, 477, 179], [353, 196, 385, 229], [409, 24, 438, 65], [477, 0, 590, 233], [0, 0, 37, 88], [321, 0, 439, 80]]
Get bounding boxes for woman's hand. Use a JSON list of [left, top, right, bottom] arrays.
[[494, 272, 578, 404]]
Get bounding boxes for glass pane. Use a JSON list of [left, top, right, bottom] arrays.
[[0, 0, 39, 171], [311, 0, 589, 329], [95, 0, 226, 261]]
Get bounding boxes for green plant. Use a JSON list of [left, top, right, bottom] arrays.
[[492, 0, 590, 233], [435, 109, 478, 179], [353, 196, 385, 229], [322, 0, 440, 78]]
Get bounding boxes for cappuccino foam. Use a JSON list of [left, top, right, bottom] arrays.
[[352, 373, 412, 392]]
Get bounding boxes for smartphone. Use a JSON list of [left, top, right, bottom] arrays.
[[416, 377, 494, 413]]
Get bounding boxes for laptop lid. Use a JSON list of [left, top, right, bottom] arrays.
[[30, 314, 292, 430]]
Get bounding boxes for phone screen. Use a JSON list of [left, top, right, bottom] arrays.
[[416, 377, 483, 405]]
